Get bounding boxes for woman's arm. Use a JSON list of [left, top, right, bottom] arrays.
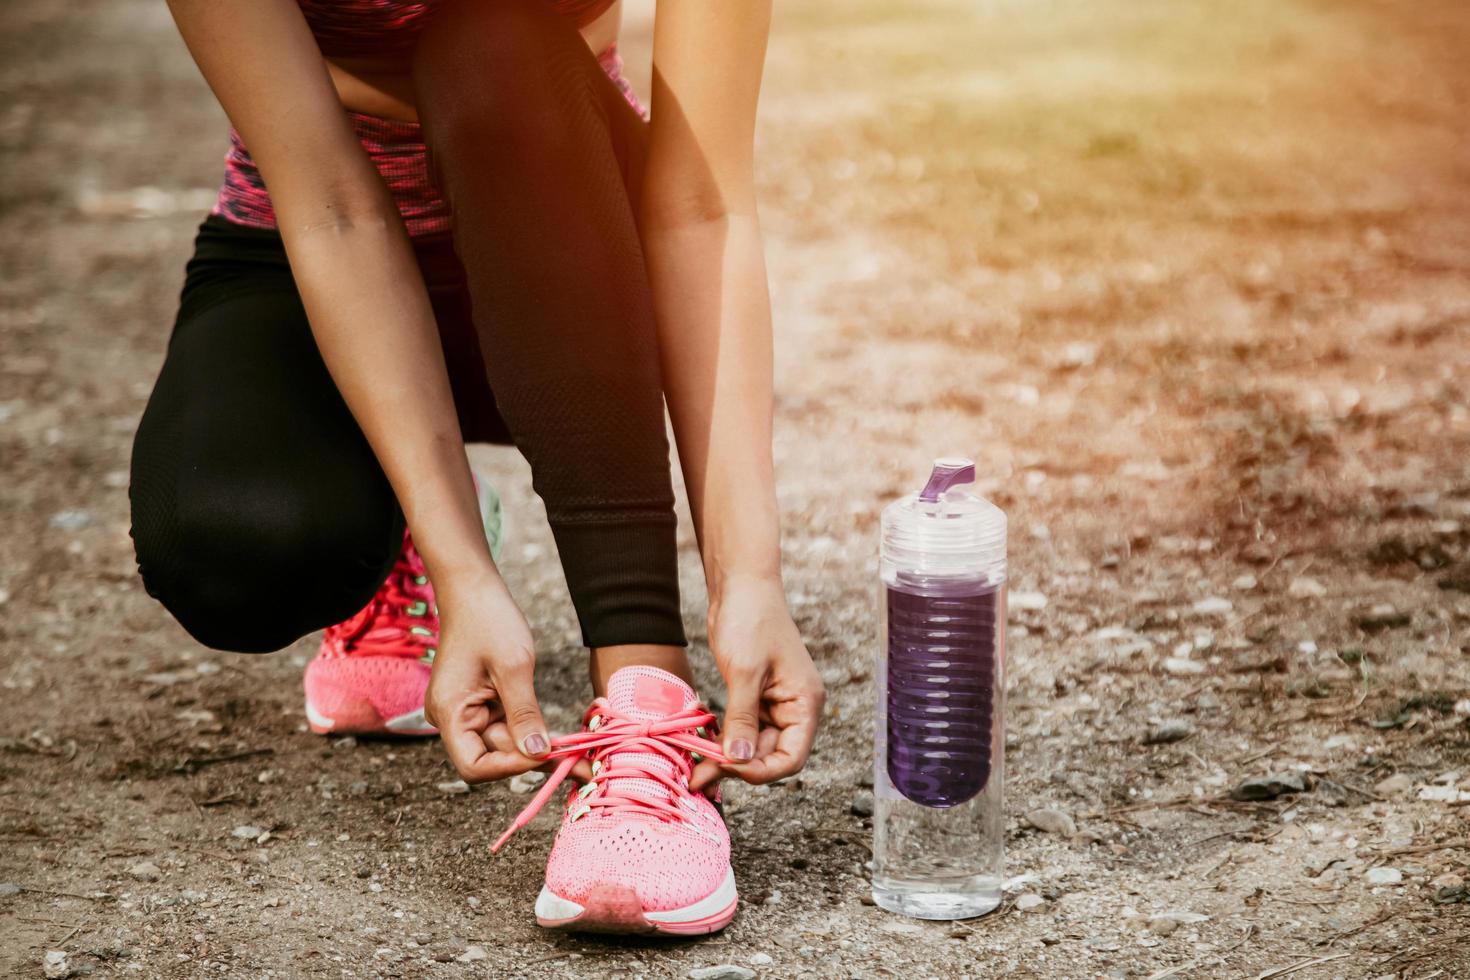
[[642, 0, 824, 785], [166, 0, 550, 777]]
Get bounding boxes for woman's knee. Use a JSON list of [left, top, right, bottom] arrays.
[[130, 473, 402, 653]]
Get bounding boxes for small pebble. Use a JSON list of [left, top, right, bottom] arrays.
[[127, 861, 162, 882], [231, 825, 264, 840], [1010, 591, 1048, 611], [1231, 772, 1308, 801], [457, 945, 488, 963], [850, 790, 875, 818], [1191, 596, 1233, 615], [43, 950, 73, 980], [1231, 574, 1258, 591], [689, 968, 756, 980], [1366, 867, 1403, 886], [1015, 893, 1045, 911], [48, 510, 94, 531], [1373, 773, 1413, 796], [1143, 720, 1193, 745], [1025, 807, 1077, 837], [1288, 577, 1327, 599], [1163, 657, 1206, 676], [1147, 911, 1208, 936], [1355, 604, 1410, 631], [437, 780, 470, 795], [509, 771, 547, 794], [0, 882, 21, 897], [332, 736, 357, 751], [1429, 873, 1465, 904], [749, 952, 774, 967]]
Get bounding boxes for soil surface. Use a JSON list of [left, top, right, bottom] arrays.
[[3, 0, 1469, 977]]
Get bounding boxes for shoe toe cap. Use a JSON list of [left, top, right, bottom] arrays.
[[545, 818, 730, 914]]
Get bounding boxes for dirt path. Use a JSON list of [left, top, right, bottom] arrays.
[[3, 0, 1469, 977]]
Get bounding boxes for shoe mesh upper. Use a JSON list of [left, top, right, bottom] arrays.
[[542, 667, 731, 912]]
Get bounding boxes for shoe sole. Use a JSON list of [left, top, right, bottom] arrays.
[[305, 700, 436, 738], [534, 868, 737, 935]]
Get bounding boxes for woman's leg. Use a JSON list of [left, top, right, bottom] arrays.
[[414, 0, 690, 682], [130, 221, 404, 653]]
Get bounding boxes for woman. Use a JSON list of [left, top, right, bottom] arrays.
[[130, 0, 824, 934]]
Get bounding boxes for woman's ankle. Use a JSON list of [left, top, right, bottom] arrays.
[[590, 644, 693, 696]]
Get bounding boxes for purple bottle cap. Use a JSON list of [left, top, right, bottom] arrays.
[[917, 457, 976, 503]]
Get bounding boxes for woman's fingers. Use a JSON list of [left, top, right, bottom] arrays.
[[689, 757, 725, 792], [697, 683, 824, 790], [719, 665, 765, 765], [440, 708, 541, 782], [731, 687, 823, 784], [488, 647, 551, 760]]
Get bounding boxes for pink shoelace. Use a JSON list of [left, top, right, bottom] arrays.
[[323, 531, 438, 660], [492, 704, 729, 852]]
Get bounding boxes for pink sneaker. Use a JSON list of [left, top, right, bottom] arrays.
[[492, 666, 737, 935], [303, 529, 439, 736]]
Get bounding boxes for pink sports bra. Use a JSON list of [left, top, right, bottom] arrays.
[[212, 0, 638, 238]]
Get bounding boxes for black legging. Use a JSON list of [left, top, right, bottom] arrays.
[[129, 0, 685, 653]]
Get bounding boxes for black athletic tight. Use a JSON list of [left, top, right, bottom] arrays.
[[129, 0, 686, 653]]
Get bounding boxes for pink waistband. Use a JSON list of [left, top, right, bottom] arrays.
[[212, 46, 643, 239]]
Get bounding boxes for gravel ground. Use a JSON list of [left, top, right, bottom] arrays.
[[2, 0, 1469, 977]]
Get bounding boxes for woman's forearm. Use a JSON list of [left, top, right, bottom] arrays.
[[643, 212, 783, 596], [283, 213, 501, 597], [162, 1, 501, 601]]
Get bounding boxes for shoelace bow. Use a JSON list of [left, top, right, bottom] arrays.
[[492, 704, 728, 853], [328, 535, 438, 659]]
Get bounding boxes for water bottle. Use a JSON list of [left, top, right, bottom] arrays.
[[873, 457, 1007, 919]]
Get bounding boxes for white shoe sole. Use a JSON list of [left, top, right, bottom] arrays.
[[304, 700, 437, 736], [534, 867, 737, 935]]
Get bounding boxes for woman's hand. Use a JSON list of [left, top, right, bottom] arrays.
[[423, 577, 552, 782], [693, 576, 825, 790]]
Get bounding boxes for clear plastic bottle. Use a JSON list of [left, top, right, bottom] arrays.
[[873, 457, 1007, 919]]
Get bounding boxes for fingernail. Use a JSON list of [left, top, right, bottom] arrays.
[[729, 738, 754, 762], [524, 733, 548, 756]]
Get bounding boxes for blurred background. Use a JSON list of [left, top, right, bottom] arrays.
[[2, 0, 1468, 976]]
